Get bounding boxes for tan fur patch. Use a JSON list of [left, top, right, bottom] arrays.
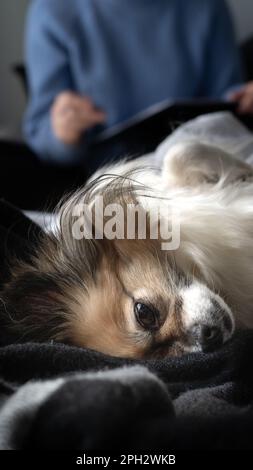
[[65, 238, 187, 358]]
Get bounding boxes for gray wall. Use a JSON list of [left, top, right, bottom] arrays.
[[228, 0, 253, 41], [0, 0, 253, 138], [0, 0, 29, 137]]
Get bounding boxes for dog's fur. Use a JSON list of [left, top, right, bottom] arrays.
[[1, 141, 253, 358]]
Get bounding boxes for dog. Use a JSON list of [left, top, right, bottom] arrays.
[[1, 140, 253, 358]]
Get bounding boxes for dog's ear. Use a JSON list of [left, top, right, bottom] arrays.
[[0, 253, 70, 345]]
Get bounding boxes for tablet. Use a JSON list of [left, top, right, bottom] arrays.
[[88, 100, 237, 168], [94, 99, 237, 143]]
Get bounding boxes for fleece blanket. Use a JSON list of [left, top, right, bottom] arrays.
[[1, 334, 253, 451], [0, 199, 253, 451]]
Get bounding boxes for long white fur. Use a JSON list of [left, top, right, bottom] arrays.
[[89, 141, 253, 329]]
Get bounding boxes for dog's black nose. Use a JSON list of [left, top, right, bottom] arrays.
[[200, 325, 223, 352], [192, 325, 223, 352]]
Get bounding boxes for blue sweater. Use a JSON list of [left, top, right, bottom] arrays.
[[24, 0, 243, 165]]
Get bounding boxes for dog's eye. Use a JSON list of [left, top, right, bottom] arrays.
[[134, 302, 160, 331]]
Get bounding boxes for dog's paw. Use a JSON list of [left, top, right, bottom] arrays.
[[161, 141, 253, 189], [161, 141, 219, 189]]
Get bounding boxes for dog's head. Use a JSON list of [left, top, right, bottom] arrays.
[[46, 173, 235, 358], [1, 172, 234, 357], [66, 236, 234, 359]]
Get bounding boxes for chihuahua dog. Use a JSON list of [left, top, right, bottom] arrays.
[[1, 141, 253, 358]]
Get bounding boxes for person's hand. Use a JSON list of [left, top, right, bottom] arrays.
[[51, 91, 106, 145], [229, 81, 253, 114]]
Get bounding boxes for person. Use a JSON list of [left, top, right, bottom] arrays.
[[24, 0, 245, 169]]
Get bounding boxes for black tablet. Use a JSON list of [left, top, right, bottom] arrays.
[[89, 99, 237, 168]]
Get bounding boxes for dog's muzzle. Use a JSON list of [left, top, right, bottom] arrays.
[[190, 313, 233, 353], [181, 283, 234, 353]]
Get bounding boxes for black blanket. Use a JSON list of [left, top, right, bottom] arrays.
[[0, 200, 253, 451]]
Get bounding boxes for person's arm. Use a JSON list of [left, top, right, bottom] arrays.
[[201, 0, 244, 98], [23, 1, 105, 165]]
